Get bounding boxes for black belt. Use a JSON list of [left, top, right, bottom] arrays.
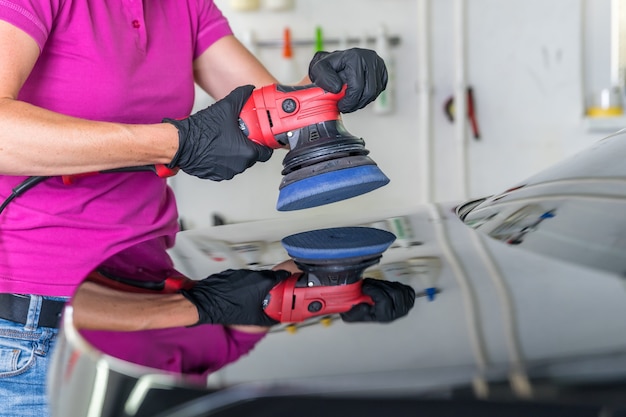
[[0, 294, 66, 328]]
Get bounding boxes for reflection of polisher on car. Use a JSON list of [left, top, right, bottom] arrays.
[[49, 228, 415, 417], [263, 226, 399, 323], [86, 226, 413, 325], [0, 83, 388, 214]]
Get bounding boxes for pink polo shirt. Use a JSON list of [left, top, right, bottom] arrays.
[[0, 0, 232, 296], [80, 325, 265, 384]]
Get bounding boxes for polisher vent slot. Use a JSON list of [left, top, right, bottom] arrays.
[[308, 128, 320, 141], [266, 110, 273, 128]]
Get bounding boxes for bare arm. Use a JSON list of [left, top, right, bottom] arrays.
[[0, 21, 178, 176], [193, 35, 311, 100], [193, 35, 278, 99], [72, 280, 200, 331], [72, 260, 301, 333]]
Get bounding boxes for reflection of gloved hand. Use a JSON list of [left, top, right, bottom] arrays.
[[180, 269, 290, 326], [164, 85, 273, 181], [308, 48, 388, 113], [341, 279, 415, 323]]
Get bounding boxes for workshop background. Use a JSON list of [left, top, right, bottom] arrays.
[[169, 0, 613, 229], [50, 2, 626, 412]]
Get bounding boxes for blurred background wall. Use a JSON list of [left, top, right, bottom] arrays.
[[169, 0, 614, 228]]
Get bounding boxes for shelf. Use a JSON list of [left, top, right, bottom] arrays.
[[583, 116, 626, 133], [254, 35, 401, 49]]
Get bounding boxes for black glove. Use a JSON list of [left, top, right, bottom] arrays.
[[163, 85, 273, 181], [341, 279, 415, 323], [308, 48, 388, 113], [180, 269, 291, 326]]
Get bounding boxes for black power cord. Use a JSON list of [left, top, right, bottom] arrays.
[[0, 166, 174, 216], [0, 176, 49, 215]]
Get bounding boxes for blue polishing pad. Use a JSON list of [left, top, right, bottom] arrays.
[[276, 165, 390, 212], [281, 227, 396, 260]]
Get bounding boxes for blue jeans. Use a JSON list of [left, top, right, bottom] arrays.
[[0, 296, 67, 417]]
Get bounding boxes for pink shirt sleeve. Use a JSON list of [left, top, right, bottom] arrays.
[[0, 0, 60, 49], [195, 0, 234, 59]]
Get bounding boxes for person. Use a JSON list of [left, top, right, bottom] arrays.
[[0, 1, 415, 416]]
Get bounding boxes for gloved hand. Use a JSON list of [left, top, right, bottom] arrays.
[[308, 48, 388, 113], [163, 85, 273, 181], [180, 269, 290, 326], [341, 279, 416, 323]]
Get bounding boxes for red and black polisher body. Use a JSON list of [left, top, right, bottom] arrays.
[[263, 226, 396, 323], [239, 84, 390, 211], [239, 84, 344, 149], [263, 274, 372, 323]]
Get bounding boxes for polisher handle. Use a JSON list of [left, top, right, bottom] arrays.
[[239, 84, 346, 149], [262, 273, 374, 323]]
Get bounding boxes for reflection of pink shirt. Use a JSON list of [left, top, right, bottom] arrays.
[[81, 326, 266, 383], [77, 241, 268, 381], [0, 0, 232, 296]]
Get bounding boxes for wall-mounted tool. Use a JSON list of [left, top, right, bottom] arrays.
[[279, 27, 299, 84], [444, 86, 480, 140], [263, 226, 396, 323], [250, 34, 401, 50], [314, 26, 324, 53], [373, 25, 394, 115]]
